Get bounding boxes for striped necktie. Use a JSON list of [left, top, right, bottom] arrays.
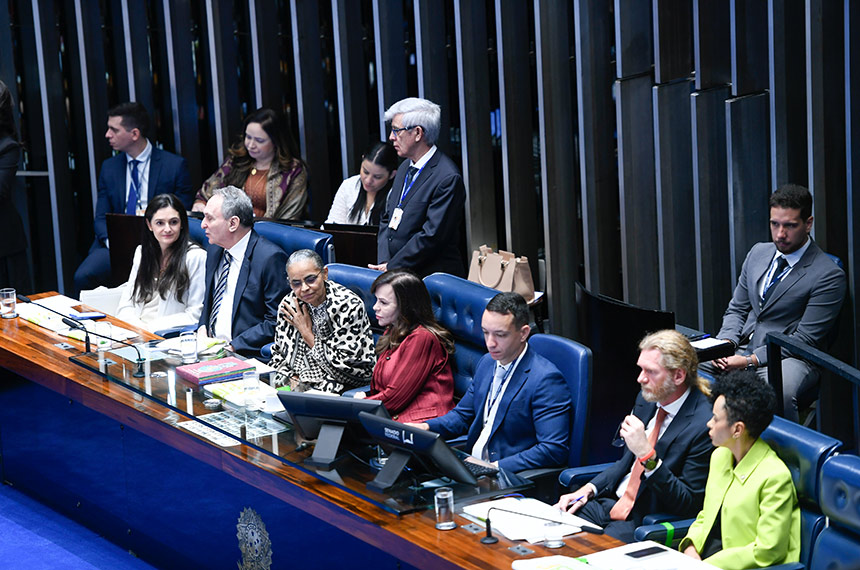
[[208, 251, 232, 335], [609, 407, 667, 521], [126, 159, 141, 215]]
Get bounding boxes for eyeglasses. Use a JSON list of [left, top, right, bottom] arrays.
[[289, 269, 323, 290], [390, 125, 415, 137]]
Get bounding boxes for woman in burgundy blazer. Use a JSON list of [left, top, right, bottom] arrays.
[[356, 270, 455, 423]]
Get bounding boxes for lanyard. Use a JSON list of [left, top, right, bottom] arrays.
[[397, 164, 425, 208], [483, 363, 514, 425]]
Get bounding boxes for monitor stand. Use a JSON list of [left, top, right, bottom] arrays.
[[303, 422, 347, 469], [366, 449, 412, 493]]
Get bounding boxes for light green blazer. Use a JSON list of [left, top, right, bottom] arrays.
[[679, 438, 800, 570]]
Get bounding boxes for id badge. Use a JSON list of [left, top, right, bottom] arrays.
[[389, 207, 404, 230]]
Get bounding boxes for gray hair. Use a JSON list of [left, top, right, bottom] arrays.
[[383, 97, 441, 145], [214, 186, 253, 227], [286, 248, 324, 271]]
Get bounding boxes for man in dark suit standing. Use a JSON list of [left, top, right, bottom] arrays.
[[198, 186, 288, 357], [411, 293, 571, 472], [73, 102, 193, 296], [703, 184, 846, 422], [555, 330, 713, 542], [371, 97, 466, 277]]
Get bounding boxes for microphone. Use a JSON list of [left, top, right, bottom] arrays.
[[61, 317, 146, 378], [480, 506, 603, 545], [17, 295, 93, 351]]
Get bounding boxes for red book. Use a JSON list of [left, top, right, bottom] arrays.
[[175, 357, 255, 385]]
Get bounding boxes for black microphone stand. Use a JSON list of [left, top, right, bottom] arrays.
[[481, 506, 603, 545], [62, 317, 146, 378]]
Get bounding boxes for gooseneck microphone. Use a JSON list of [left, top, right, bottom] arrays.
[[480, 506, 603, 545], [61, 317, 146, 378], [17, 294, 92, 352]]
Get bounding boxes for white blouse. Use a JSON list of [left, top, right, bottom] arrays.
[[325, 175, 383, 225]]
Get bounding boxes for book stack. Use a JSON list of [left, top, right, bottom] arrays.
[[176, 357, 255, 385]]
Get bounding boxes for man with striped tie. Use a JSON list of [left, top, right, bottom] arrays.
[[198, 186, 288, 357], [702, 184, 846, 422], [73, 102, 192, 297]]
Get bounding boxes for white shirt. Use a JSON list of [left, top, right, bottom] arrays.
[[397, 145, 437, 205], [126, 140, 153, 214], [612, 386, 692, 498], [470, 343, 529, 462], [325, 175, 378, 225], [757, 238, 811, 299], [213, 231, 251, 341]]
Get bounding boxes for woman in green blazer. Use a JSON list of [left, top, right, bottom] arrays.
[[680, 370, 800, 570]]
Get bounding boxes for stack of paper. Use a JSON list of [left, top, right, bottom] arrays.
[[510, 556, 593, 570], [461, 497, 599, 543]]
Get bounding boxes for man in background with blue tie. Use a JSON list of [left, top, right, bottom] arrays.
[[703, 184, 846, 422], [73, 102, 192, 296], [198, 186, 288, 358], [410, 292, 571, 472]]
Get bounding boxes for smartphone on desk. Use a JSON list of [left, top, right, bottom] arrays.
[[69, 311, 106, 320], [625, 545, 665, 559]]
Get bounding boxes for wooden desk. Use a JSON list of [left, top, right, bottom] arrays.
[[0, 295, 622, 569]]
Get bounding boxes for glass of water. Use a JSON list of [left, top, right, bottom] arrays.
[[242, 368, 260, 410], [0, 288, 17, 319], [434, 487, 456, 530], [179, 331, 197, 364]]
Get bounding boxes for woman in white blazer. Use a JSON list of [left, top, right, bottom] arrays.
[[116, 193, 206, 332]]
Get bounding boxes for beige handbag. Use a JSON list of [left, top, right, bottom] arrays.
[[467, 245, 536, 303]]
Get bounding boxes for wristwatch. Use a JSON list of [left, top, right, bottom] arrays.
[[638, 448, 658, 471], [745, 355, 756, 370]]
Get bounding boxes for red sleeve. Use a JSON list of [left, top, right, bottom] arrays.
[[367, 327, 444, 414]]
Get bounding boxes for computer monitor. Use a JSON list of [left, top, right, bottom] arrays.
[[358, 411, 478, 492], [277, 391, 390, 469]]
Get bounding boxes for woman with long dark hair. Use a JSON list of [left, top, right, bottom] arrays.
[[116, 193, 206, 331], [325, 141, 398, 225], [193, 108, 308, 220], [0, 80, 28, 291], [354, 270, 455, 423]]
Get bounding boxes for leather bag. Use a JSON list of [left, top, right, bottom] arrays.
[[467, 245, 535, 303]]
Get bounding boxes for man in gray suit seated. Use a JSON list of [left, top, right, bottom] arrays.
[[703, 184, 846, 422]]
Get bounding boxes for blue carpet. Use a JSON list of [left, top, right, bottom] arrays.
[[0, 483, 156, 570]]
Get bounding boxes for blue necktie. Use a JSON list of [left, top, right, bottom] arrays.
[[761, 256, 789, 307], [209, 251, 232, 335], [126, 159, 141, 215]]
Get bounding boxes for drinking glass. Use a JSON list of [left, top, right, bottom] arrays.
[[434, 487, 456, 530], [0, 288, 16, 319]]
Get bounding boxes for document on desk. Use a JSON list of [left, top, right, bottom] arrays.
[[461, 497, 598, 543], [584, 541, 719, 569], [510, 555, 593, 570]]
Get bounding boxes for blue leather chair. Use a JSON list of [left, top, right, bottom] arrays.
[[254, 221, 334, 264], [325, 263, 382, 327], [188, 216, 209, 248], [803, 454, 860, 569], [633, 416, 842, 563], [423, 273, 495, 398]]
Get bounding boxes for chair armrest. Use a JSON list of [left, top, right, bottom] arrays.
[[558, 463, 614, 489], [642, 513, 685, 526], [633, 518, 694, 547], [261, 342, 273, 360], [765, 564, 804, 570], [518, 466, 566, 505], [341, 386, 370, 398]]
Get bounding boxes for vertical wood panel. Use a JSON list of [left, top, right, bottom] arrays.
[[730, 0, 769, 96], [653, 79, 696, 323], [847, 0, 860, 367], [574, 0, 621, 298], [726, 93, 770, 281], [536, 0, 580, 338], [332, 0, 369, 178], [454, 0, 496, 252], [414, 0, 450, 158], [693, 0, 730, 90], [497, 0, 540, 277], [692, 86, 732, 332], [653, 0, 693, 83], [615, 0, 652, 78], [373, 0, 407, 137], [617, 75, 659, 307], [207, 0, 241, 159]]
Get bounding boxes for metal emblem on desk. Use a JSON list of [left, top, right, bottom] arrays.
[[237, 507, 272, 570]]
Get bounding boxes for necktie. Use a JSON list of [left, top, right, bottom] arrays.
[[761, 256, 789, 307], [127, 159, 141, 215], [488, 364, 508, 409], [208, 251, 232, 335], [400, 167, 419, 203], [609, 407, 668, 521]]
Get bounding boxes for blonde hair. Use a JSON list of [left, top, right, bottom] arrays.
[[639, 329, 710, 396]]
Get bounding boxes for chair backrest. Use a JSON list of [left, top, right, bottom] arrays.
[[810, 454, 860, 568], [254, 221, 333, 264], [325, 263, 381, 325], [423, 273, 496, 397], [188, 216, 209, 248], [529, 334, 592, 468], [760, 416, 842, 567]]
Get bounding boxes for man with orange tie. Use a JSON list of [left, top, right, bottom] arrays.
[[554, 330, 713, 542]]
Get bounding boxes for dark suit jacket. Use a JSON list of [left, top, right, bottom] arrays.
[[426, 348, 571, 472], [0, 137, 25, 257], [199, 230, 289, 357], [94, 146, 193, 243], [717, 240, 846, 366], [377, 149, 466, 277], [589, 388, 713, 521]]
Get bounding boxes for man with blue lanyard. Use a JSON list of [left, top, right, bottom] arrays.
[[371, 97, 466, 277], [73, 102, 192, 296], [701, 184, 846, 422], [410, 292, 571, 472]]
